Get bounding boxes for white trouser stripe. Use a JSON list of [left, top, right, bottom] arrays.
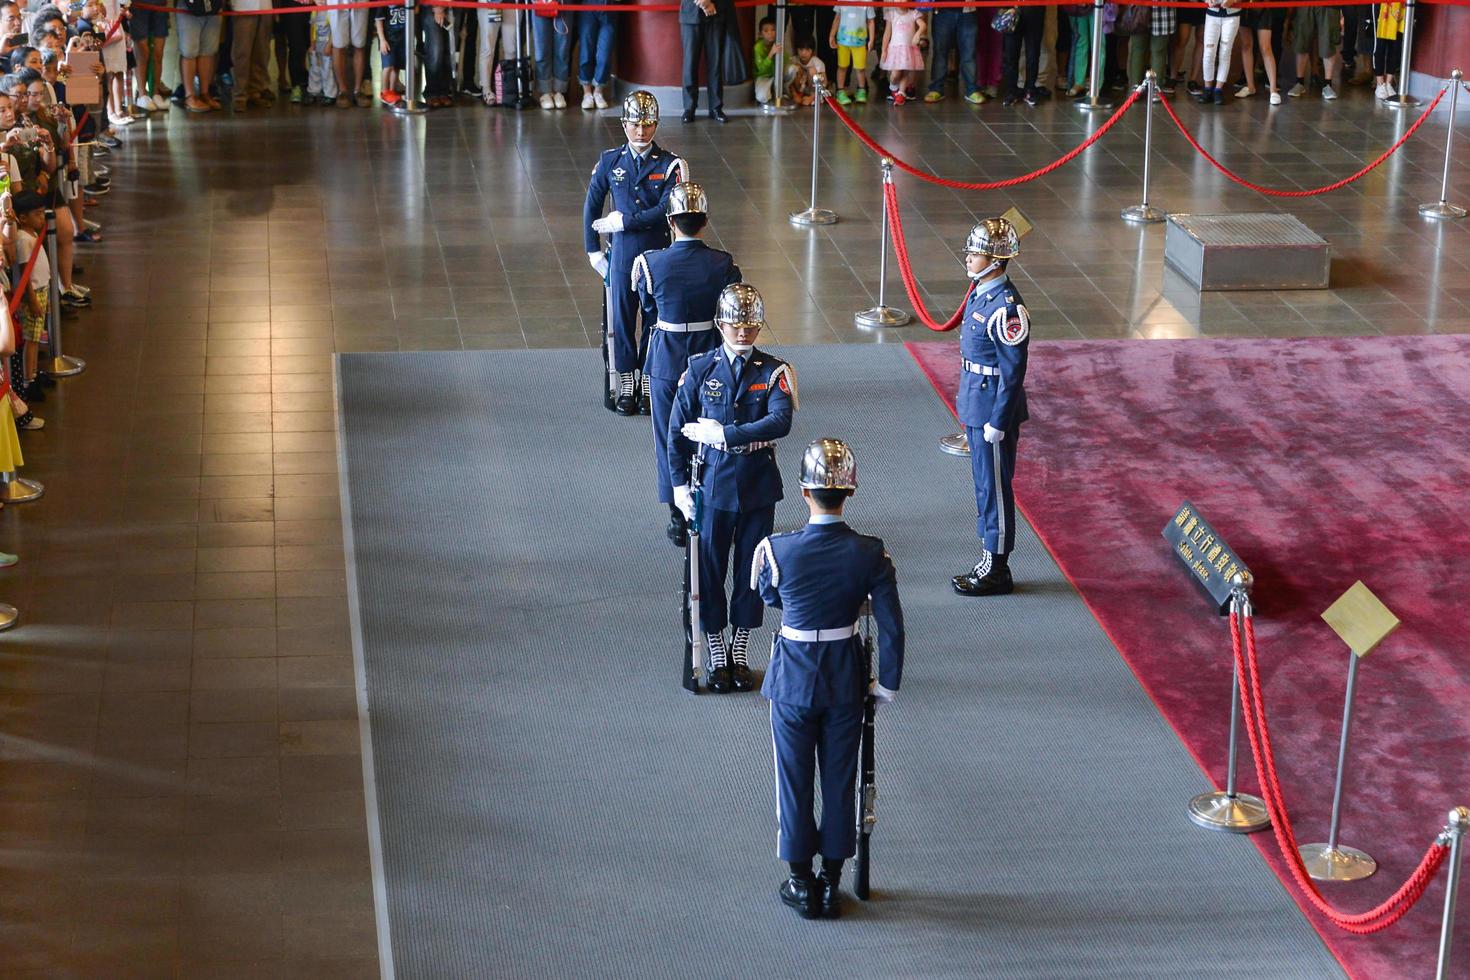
[[992, 437, 1006, 552], [770, 700, 782, 856]]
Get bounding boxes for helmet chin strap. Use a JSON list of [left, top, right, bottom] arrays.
[[629, 138, 652, 152], [725, 341, 755, 355], [967, 258, 1003, 282]]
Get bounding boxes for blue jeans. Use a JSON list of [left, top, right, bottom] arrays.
[[576, 11, 615, 86], [532, 13, 571, 91], [928, 9, 979, 96]]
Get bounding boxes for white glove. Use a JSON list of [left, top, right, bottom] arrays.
[[681, 417, 727, 449], [982, 423, 1005, 445], [592, 211, 625, 234], [587, 251, 609, 279], [673, 485, 695, 521], [869, 680, 897, 705]]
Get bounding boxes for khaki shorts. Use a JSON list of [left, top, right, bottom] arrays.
[[1293, 7, 1342, 59]]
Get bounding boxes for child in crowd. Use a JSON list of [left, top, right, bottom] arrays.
[[307, 10, 339, 105], [828, 3, 873, 105], [11, 190, 47, 430], [1196, 0, 1241, 106], [1372, 2, 1405, 101], [786, 36, 826, 106], [753, 15, 779, 105], [374, 1, 408, 106], [879, 5, 925, 105]]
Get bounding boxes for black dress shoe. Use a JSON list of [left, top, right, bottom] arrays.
[[817, 874, 842, 918], [780, 876, 820, 919], [709, 109, 728, 123], [730, 663, 755, 692], [615, 393, 640, 416], [639, 392, 651, 415], [666, 512, 688, 547], [681, 108, 695, 123], [706, 664, 732, 693], [952, 565, 1014, 597]]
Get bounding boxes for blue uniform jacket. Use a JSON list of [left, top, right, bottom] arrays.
[[633, 240, 742, 381], [754, 521, 905, 706], [956, 276, 1031, 431], [582, 142, 686, 268], [668, 347, 795, 511]]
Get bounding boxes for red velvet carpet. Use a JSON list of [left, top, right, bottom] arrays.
[[908, 336, 1470, 979]]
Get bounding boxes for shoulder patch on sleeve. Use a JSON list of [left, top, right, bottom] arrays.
[[772, 363, 798, 410], [999, 305, 1030, 347]]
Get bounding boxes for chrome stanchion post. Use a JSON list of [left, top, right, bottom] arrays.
[[854, 161, 911, 329], [0, 601, 17, 630], [1189, 574, 1271, 833], [1, 468, 43, 503], [1076, 0, 1113, 112], [1437, 807, 1469, 980], [938, 431, 971, 457], [1385, 0, 1421, 109], [43, 209, 84, 378], [763, 0, 795, 115], [790, 80, 839, 225], [1121, 72, 1166, 223], [1299, 647, 1378, 880], [1420, 68, 1467, 220], [394, 0, 428, 115]]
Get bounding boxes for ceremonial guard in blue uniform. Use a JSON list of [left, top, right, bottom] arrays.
[[584, 91, 689, 416], [632, 182, 742, 546], [951, 218, 1029, 597], [753, 439, 904, 920], [670, 284, 796, 693]]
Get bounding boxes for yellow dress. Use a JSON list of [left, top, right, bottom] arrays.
[[0, 305, 23, 476]]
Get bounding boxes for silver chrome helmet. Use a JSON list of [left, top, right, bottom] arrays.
[[963, 217, 1021, 259], [798, 438, 858, 491], [621, 91, 659, 126], [666, 182, 709, 218], [716, 284, 765, 330]]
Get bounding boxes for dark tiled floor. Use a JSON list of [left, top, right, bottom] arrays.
[[1, 80, 1465, 975]]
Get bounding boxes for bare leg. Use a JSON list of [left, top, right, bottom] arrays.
[[332, 45, 350, 94], [1258, 29, 1278, 93], [1238, 29, 1255, 91]]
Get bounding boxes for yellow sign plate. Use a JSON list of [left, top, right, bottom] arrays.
[[1321, 581, 1400, 657], [1000, 207, 1033, 239]]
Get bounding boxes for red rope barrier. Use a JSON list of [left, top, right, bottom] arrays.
[[154, 0, 1470, 13], [826, 84, 1142, 191], [1229, 609, 1449, 933], [883, 182, 973, 332], [1159, 86, 1447, 198], [7, 234, 45, 318]]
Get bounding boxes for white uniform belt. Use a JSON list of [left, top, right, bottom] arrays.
[[656, 319, 715, 333], [962, 360, 1001, 376], [725, 441, 775, 455], [779, 622, 859, 642]]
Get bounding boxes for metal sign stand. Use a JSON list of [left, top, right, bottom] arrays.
[[854, 162, 910, 329], [1298, 645, 1378, 880], [789, 81, 839, 226], [1188, 575, 1271, 833]]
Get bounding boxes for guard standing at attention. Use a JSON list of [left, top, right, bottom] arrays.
[[753, 439, 903, 920], [633, 182, 742, 547], [951, 217, 1029, 598], [584, 91, 689, 416], [669, 284, 795, 693]]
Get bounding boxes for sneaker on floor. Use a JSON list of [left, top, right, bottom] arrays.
[[1212, 88, 1225, 105], [855, 88, 867, 103], [153, 93, 172, 111], [593, 90, 609, 109], [1270, 91, 1283, 105], [1322, 83, 1338, 100], [1186, 81, 1202, 95], [1287, 82, 1306, 97], [553, 92, 566, 109], [892, 90, 905, 106], [336, 93, 351, 109], [1380, 82, 1396, 100], [69, 283, 91, 297], [581, 91, 595, 109], [1023, 89, 1037, 107], [835, 90, 852, 105], [380, 89, 401, 106], [290, 85, 304, 104], [1235, 85, 1255, 98], [964, 91, 987, 105], [0, 552, 17, 567], [20, 417, 43, 431], [107, 112, 133, 127], [924, 90, 944, 103], [539, 92, 555, 109], [83, 219, 101, 232]]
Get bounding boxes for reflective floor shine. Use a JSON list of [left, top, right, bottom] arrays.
[[3, 83, 1466, 977]]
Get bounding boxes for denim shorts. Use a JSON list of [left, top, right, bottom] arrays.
[[128, 8, 172, 39]]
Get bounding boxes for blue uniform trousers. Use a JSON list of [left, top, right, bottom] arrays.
[[699, 505, 773, 632], [967, 424, 1018, 555], [650, 376, 679, 504], [770, 699, 863, 862], [606, 267, 650, 375]]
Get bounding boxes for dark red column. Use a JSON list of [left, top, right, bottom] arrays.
[[614, 0, 755, 93], [1415, 3, 1470, 79]]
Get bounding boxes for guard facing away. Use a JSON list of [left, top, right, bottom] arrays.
[[584, 91, 688, 417], [952, 217, 1030, 598], [753, 439, 904, 920], [633, 182, 742, 547], [669, 284, 795, 694]]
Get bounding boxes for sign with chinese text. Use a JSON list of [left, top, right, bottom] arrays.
[[1161, 501, 1252, 615]]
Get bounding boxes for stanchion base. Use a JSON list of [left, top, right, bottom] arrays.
[[1299, 843, 1378, 881], [790, 208, 839, 226], [855, 307, 911, 329], [1384, 95, 1422, 110], [1076, 98, 1115, 112], [0, 602, 17, 631], [1188, 791, 1271, 833], [1, 476, 44, 504], [1419, 202, 1468, 220], [46, 354, 85, 378], [1121, 204, 1168, 224], [393, 101, 429, 116], [939, 432, 971, 457], [762, 102, 796, 116]]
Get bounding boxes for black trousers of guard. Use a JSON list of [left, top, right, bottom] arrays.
[[681, 18, 726, 113]]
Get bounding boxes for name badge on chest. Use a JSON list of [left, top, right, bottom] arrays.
[[702, 377, 725, 403], [611, 166, 627, 184]]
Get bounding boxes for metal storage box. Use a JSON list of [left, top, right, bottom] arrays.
[[1164, 213, 1331, 291]]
